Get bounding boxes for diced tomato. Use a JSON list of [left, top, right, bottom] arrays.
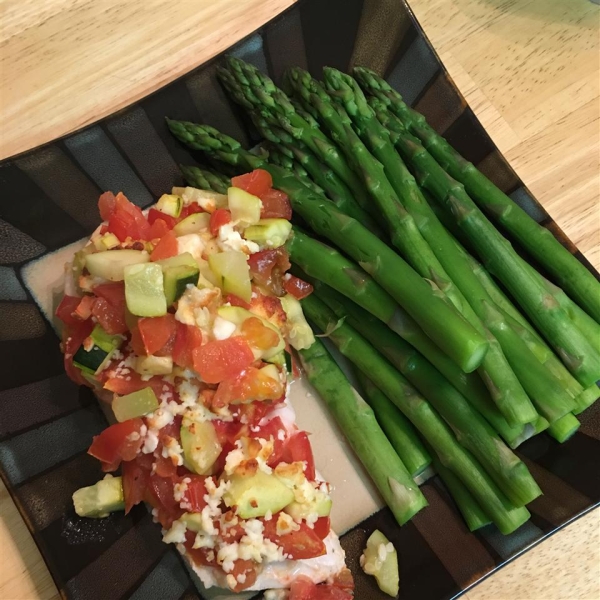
[[93, 282, 125, 307], [212, 420, 245, 447], [138, 314, 177, 355], [129, 325, 147, 355], [178, 203, 204, 220], [289, 577, 354, 600], [172, 322, 203, 369], [229, 559, 258, 592], [284, 275, 314, 300], [184, 531, 218, 567], [260, 188, 292, 219], [281, 431, 316, 480], [192, 337, 255, 384], [209, 208, 232, 237], [224, 293, 251, 309], [150, 230, 178, 261], [88, 418, 144, 466], [148, 216, 171, 241], [92, 298, 128, 335], [122, 454, 153, 513], [178, 475, 208, 512], [212, 366, 284, 408], [241, 316, 280, 350], [153, 452, 177, 478], [313, 516, 331, 541], [98, 191, 117, 221], [104, 372, 166, 398], [145, 473, 183, 527], [233, 399, 277, 427], [263, 516, 326, 560], [158, 416, 182, 445], [251, 417, 287, 466], [219, 511, 246, 543], [55, 295, 83, 327], [62, 319, 95, 385], [148, 208, 177, 230], [74, 295, 96, 320], [231, 169, 272, 197], [106, 193, 151, 242], [248, 248, 291, 296]]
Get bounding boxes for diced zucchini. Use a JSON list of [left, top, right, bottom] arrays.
[[227, 187, 262, 226], [208, 250, 251, 303], [93, 233, 121, 252], [164, 265, 200, 305], [155, 252, 198, 270], [182, 187, 227, 212], [283, 490, 332, 520], [112, 387, 159, 422], [124, 263, 167, 317], [135, 355, 173, 376], [265, 350, 285, 366], [86, 249, 149, 281], [180, 512, 204, 532], [224, 470, 294, 519], [181, 420, 221, 475], [73, 324, 124, 375], [156, 194, 183, 218], [360, 530, 399, 597], [72, 475, 124, 518], [173, 213, 211, 236], [280, 294, 315, 350], [244, 219, 292, 248]]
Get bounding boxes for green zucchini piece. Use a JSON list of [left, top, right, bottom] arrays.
[[73, 324, 123, 375], [124, 263, 167, 317], [156, 194, 182, 217], [208, 250, 251, 303], [181, 419, 221, 474], [281, 294, 315, 350], [360, 530, 399, 597], [164, 264, 200, 305], [112, 387, 159, 422], [228, 187, 262, 226], [85, 249, 149, 281], [173, 213, 210, 236], [244, 219, 292, 248], [73, 475, 124, 518]]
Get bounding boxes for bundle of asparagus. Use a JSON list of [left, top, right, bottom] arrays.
[[166, 57, 600, 535]]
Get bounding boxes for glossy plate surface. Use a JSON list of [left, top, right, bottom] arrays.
[[0, 0, 598, 598]]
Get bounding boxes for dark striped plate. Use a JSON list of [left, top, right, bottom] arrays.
[[0, 0, 598, 598]]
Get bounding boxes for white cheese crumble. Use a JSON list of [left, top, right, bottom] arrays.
[[162, 437, 184, 466], [212, 315, 237, 340], [173, 477, 191, 503], [276, 512, 300, 536], [217, 223, 260, 254], [146, 407, 174, 430], [142, 427, 159, 454], [163, 519, 187, 544], [177, 233, 206, 264]]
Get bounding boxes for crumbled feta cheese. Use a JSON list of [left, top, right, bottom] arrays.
[[217, 542, 239, 573], [175, 286, 220, 331], [264, 510, 273, 521], [212, 315, 237, 341], [276, 512, 300, 536], [177, 234, 206, 264], [193, 531, 216, 549], [226, 574, 237, 589], [142, 428, 159, 454], [162, 437, 184, 466], [305, 511, 319, 529], [173, 477, 191, 503], [224, 437, 274, 476], [178, 379, 200, 408], [146, 408, 174, 430], [217, 223, 260, 254], [163, 519, 187, 544]]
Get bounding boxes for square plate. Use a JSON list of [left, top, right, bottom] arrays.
[[0, 0, 598, 598]]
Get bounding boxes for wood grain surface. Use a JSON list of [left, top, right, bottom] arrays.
[[0, 0, 599, 599]]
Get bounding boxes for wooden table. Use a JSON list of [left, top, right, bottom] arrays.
[[1, 0, 598, 598]]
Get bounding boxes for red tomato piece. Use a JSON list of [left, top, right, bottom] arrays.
[[148, 216, 171, 240], [251, 416, 286, 466], [145, 473, 183, 528], [93, 282, 125, 307], [247, 248, 291, 296], [88, 418, 144, 465], [284, 275, 314, 300], [129, 325, 147, 355], [212, 366, 284, 408], [231, 169, 272, 197], [98, 191, 117, 221], [229, 559, 258, 592], [313, 516, 331, 541], [107, 192, 151, 242], [62, 319, 95, 385], [224, 293, 251, 309], [172, 322, 203, 369], [138, 314, 177, 355], [233, 399, 277, 428], [74, 295, 96, 320], [212, 420, 245, 446], [219, 511, 246, 543], [148, 208, 177, 230], [260, 188, 292, 219], [104, 372, 165, 397], [150, 230, 178, 261], [122, 454, 152, 514], [178, 203, 204, 220], [178, 475, 208, 512], [192, 337, 255, 384], [153, 451, 177, 478], [92, 298, 128, 335], [263, 516, 326, 560], [289, 578, 353, 600], [209, 208, 232, 237], [281, 431, 316, 480], [55, 295, 82, 327]]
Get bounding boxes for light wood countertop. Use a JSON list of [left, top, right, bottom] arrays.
[[0, 0, 598, 599]]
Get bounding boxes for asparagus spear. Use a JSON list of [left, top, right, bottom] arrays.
[[298, 338, 427, 525], [365, 110, 600, 387], [168, 119, 489, 373], [179, 165, 230, 194], [320, 68, 541, 427], [286, 229, 488, 400], [431, 451, 492, 531], [308, 281, 542, 506], [218, 58, 374, 212], [301, 294, 530, 534], [354, 67, 600, 323], [355, 371, 432, 477], [547, 413, 580, 444]]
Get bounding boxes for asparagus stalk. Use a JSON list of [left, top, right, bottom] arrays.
[[321, 69, 542, 427], [354, 67, 600, 323], [431, 451, 492, 531], [180, 165, 230, 194], [547, 413, 580, 444], [355, 371, 432, 477], [286, 229, 488, 402], [168, 118, 489, 372], [298, 338, 427, 525], [301, 294, 531, 534], [219, 58, 374, 212], [309, 282, 541, 506], [365, 110, 600, 387]]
